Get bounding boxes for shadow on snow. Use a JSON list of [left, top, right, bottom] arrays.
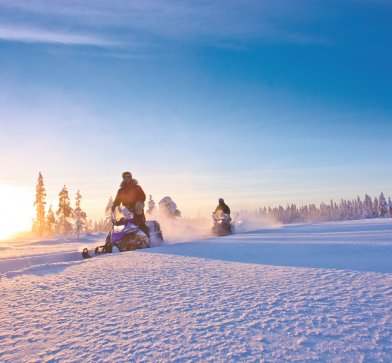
[[144, 226, 392, 273]]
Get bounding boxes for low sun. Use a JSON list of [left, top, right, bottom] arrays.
[[0, 185, 35, 240]]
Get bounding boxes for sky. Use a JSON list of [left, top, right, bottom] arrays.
[[0, 0, 391, 237]]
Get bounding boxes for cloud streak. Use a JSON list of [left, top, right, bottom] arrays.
[[0, 0, 329, 47], [0, 25, 118, 46]]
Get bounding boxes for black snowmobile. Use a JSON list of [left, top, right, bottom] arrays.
[[211, 210, 234, 236]]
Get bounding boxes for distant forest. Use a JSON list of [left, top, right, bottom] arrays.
[[242, 192, 392, 224]]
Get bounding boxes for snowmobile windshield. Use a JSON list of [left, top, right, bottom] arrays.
[[213, 210, 227, 220], [113, 206, 134, 221], [113, 224, 126, 233]]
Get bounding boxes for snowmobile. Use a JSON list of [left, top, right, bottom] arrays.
[[82, 207, 163, 259], [211, 210, 234, 236]]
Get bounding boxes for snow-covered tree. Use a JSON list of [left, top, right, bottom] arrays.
[[146, 195, 156, 214], [104, 196, 113, 230], [86, 219, 94, 233], [56, 185, 74, 235], [46, 205, 56, 235], [255, 193, 391, 224], [353, 196, 362, 220], [73, 190, 87, 239], [372, 197, 379, 218], [378, 192, 388, 218], [32, 172, 46, 235], [388, 197, 392, 218], [93, 219, 106, 232], [362, 194, 373, 219]]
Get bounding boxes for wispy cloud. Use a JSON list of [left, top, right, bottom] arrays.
[[0, 25, 118, 46], [0, 0, 330, 47]]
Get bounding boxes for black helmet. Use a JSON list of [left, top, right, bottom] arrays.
[[122, 171, 132, 178]]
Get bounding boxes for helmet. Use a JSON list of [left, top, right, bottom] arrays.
[[219, 198, 224, 203], [122, 171, 132, 178]]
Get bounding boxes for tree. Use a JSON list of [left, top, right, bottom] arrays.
[[378, 192, 388, 218], [146, 195, 156, 215], [372, 197, 379, 218], [93, 219, 106, 232], [362, 194, 373, 219], [86, 219, 94, 233], [46, 205, 56, 235], [388, 197, 392, 218], [73, 190, 87, 239], [32, 172, 46, 235], [104, 196, 114, 231], [354, 196, 362, 220], [56, 185, 74, 235]]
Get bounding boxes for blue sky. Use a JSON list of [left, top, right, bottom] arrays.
[[0, 0, 391, 224]]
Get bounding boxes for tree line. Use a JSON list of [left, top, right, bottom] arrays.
[[250, 192, 392, 224], [32, 172, 90, 238], [33, 172, 392, 238]]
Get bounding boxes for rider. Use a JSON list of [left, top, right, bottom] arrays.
[[215, 198, 231, 216], [213, 198, 232, 233], [111, 171, 150, 237]]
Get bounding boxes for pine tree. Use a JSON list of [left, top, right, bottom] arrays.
[[86, 219, 93, 233], [96, 219, 105, 232], [260, 193, 391, 224], [33, 172, 46, 235], [147, 195, 156, 214], [378, 192, 388, 218], [104, 196, 114, 230], [354, 196, 362, 220], [362, 194, 373, 219], [56, 185, 74, 235], [372, 197, 379, 218], [73, 190, 87, 239], [46, 205, 56, 235], [388, 197, 392, 217]]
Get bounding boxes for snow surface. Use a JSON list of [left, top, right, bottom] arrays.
[[0, 219, 391, 362]]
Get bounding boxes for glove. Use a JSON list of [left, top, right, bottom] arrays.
[[134, 201, 144, 215]]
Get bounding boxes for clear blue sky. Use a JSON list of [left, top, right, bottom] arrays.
[[0, 0, 391, 223]]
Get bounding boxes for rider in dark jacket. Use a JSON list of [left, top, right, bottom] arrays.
[[213, 198, 232, 234], [215, 198, 231, 215], [112, 171, 149, 237]]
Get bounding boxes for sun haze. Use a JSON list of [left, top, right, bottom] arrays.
[[0, 185, 35, 240]]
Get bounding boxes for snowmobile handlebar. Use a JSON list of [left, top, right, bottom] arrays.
[[111, 208, 134, 223]]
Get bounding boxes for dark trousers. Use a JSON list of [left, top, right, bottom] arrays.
[[133, 211, 150, 237]]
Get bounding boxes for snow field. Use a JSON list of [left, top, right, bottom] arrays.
[[0, 219, 391, 362]]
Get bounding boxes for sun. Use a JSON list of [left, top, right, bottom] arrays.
[[0, 185, 35, 240]]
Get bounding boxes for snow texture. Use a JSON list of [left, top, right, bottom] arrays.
[[0, 219, 391, 362]]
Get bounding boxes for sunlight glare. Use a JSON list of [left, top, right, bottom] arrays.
[[0, 185, 35, 240]]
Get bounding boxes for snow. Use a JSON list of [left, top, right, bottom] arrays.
[[0, 234, 105, 275], [0, 219, 391, 362]]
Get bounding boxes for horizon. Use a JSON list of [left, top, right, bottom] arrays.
[[1, 1, 391, 239], [1, 180, 390, 241]]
